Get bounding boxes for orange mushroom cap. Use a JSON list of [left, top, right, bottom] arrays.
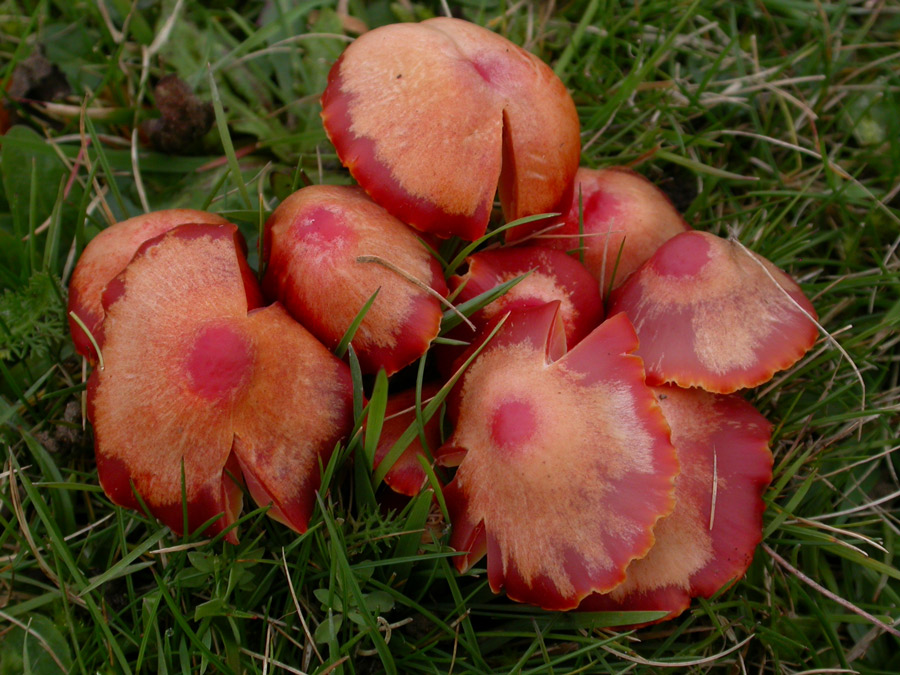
[[608, 230, 819, 393], [579, 384, 773, 625], [320, 18, 579, 240], [262, 185, 447, 376], [438, 304, 679, 610], [67, 209, 245, 362], [515, 167, 690, 290], [88, 223, 354, 541]]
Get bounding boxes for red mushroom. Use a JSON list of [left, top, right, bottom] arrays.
[[434, 244, 605, 376], [373, 383, 443, 497], [320, 18, 580, 240], [448, 245, 604, 349], [262, 185, 448, 375], [511, 167, 690, 291], [67, 209, 237, 362], [437, 303, 679, 610], [579, 384, 773, 625], [608, 230, 818, 393], [88, 223, 354, 541]]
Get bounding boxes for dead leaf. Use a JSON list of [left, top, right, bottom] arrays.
[[141, 74, 214, 154]]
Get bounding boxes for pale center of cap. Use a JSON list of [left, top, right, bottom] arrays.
[[651, 231, 711, 278], [489, 398, 537, 452], [187, 322, 253, 400]]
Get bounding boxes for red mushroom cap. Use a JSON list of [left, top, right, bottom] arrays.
[[514, 167, 690, 290], [262, 185, 447, 375], [449, 245, 604, 349], [579, 384, 773, 625], [438, 303, 679, 610], [88, 223, 354, 541], [67, 209, 238, 362], [373, 383, 443, 497], [608, 230, 819, 393], [320, 18, 579, 240]]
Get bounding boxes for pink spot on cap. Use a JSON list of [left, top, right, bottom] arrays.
[[292, 207, 355, 254], [187, 323, 253, 400], [651, 231, 711, 278], [584, 188, 622, 229], [471, 56, 508, 85], [490, 398, 536, 452]]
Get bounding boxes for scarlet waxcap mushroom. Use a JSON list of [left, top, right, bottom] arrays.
[[320, 18, 580, 240], [373, 384, 443, 497], [579, 384, 773, 624], [513, 167, 690, 290], [262, 184, 447, 375], [67, 209, 245, 362], [449, 245, 604, 349], [89, 223, 353, 541], [437, 303, 679, 610], [608, 230, 818, 393]]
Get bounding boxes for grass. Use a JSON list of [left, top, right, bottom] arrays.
[[1, 0, 899, 672]]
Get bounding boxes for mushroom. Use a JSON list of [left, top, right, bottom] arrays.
[[608, 230, 818, 393], [89, 223, 354, 541], [262, 184, 448, 375], [320, 17, 580, 240], [579, 384, 773, 625], [67, 209, 237, 362], [373, 383, 443, 497], [436, 303, 679, 610], [448, 245, 604, 349], [434, 244, 605, 376], [514, 167, 690, 291]]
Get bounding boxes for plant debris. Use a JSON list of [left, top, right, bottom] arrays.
[[141, 74, 214, 154]]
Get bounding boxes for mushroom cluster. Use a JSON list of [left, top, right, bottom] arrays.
[[69, 17, 818, 626]]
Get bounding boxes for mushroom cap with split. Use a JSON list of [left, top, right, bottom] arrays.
[[320, 18, 579, 240], [437, 303, 679, 610], [67, 209, 236, 362], [89, 223, 354, 541]]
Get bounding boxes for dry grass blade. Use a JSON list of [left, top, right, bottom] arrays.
[[356, 254, 475, 331], [806, 487, 900, 522], [281, 548, 323, 665], [6, 453, 86, 609], [601, 634, 755, 667], [239, 647, 309, 675], [0, 610, 69, 671], [764, 544, 900, 639], [3, 1, 899, 672], [731, 238, 866, 412]]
